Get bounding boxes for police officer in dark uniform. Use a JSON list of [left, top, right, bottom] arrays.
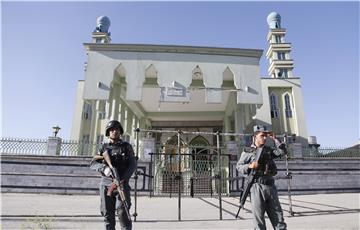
[[90, 120, 136, 230], [236, 125, 287, 230]]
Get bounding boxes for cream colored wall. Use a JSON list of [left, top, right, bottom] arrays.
[[257, 78, 308, 145], [268, 87, 295, 134]]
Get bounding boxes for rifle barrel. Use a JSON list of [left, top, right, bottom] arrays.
[[117, 186, 132, 220]]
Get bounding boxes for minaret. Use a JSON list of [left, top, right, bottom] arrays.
[[92, 16, 111, 43], [266, 12, 294, 78]]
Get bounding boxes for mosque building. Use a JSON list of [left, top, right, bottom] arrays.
[[71, 12, 308, 157]]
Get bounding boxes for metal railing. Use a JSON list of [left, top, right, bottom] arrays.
[[0, 137, 358, 158], [0, 138, 48, 155], [293, 146, 359, 158], [60, 140, 101, 156], [0, 137, 100, 156]]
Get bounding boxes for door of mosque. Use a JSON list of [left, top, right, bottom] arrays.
[[189, 136, 212, 196]]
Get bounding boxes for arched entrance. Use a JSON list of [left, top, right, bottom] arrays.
[[189, 135, 212, 196], [161, 135, 187, 193]]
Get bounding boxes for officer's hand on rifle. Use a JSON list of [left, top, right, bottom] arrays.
[[114, 178, 125, 190], [249, 161, 259, 169], [103, 166, 112, 177], [113, 178, 120, 186]]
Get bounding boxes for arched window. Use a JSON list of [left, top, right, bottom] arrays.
[[284, 94, 293, 118], [277, 52, 286, 60], [277, 69, 288, 78], [99, 101, 106, 120], [269, 93, 279, 118], [189, 135, 210, 173], [275, 35, 282, 43], [164, 135, 187, 172], [82, 102, 92, 120]]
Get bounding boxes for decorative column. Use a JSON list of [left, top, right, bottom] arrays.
[[126, 110, 134, 137], [92, 100, 101, 144], [234, 105, 245, 142], [46, 126, 61, 155], [223, 115, 232, 142], [89, 100, 97, 145], [110, 88, 117, 120], [120, 102, 127, 131]]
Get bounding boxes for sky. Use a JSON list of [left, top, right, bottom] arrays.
[[1, 1, 359, 147]]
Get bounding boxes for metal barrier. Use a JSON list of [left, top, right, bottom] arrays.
[[132, 129, 237, 221], [148, 151, 230, 197], [132, 129, 294, 221]]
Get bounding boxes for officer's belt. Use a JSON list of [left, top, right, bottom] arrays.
[[254, 177, 274, 186]]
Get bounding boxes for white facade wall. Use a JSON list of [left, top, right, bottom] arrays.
[[82, 45, 263, 105]]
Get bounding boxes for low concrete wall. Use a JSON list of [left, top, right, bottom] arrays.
[[1, 155, 360, 195], [229, 158, 360, 195], [1, 155, 152, 195], [275, 158, 360, 195]]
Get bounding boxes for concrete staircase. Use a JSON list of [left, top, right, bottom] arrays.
[[1, 155, 360, 195]]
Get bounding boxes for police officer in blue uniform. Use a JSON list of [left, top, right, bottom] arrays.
[[90, 120, 136, 230], [236, 125, 287, 230]]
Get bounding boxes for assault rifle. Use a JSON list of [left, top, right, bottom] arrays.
[[91, 155, 104, 161], [235, 140, 274, 219], [103, 151, 132, 221]]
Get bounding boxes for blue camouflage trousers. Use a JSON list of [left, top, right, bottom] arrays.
[[100, 184, 132, 230]]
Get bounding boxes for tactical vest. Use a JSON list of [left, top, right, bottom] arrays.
[[246, 147, 278, 177], [101, 141, 132, 176], [258, 150, 278, 176]]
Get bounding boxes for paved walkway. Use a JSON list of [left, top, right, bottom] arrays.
[[1, 193, 359, 229]]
